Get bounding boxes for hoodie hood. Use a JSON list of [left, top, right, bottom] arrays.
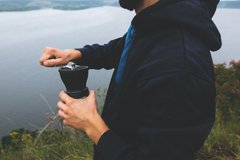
[[132, 0, 221, 51], [202, 0, 219, 17]]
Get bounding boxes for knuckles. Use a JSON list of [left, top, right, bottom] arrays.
[[40, 47, 55, 64], [67, 99, 74, 106], [44, 47, 54, 53], [64, 108, 69, 114], [43, 47, 50, 53], [44, 47, 50, 51]]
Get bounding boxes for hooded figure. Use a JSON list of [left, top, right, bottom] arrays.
[[40, 0, 222, 159], [74, 0, 222, 159]]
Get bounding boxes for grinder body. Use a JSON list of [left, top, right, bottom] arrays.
[[59, 66, 89, 99]]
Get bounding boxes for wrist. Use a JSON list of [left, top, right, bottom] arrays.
[[64, 49, 82, 63], [86, 113, 110, 145]]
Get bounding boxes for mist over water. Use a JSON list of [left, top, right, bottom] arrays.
[[0, 7, 239, 140]]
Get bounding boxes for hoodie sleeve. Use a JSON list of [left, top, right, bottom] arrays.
[[96, 72, 215, 160], [75, 35, 126, 70]]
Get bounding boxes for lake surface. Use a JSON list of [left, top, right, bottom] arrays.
[[0, 7, 239, 140]]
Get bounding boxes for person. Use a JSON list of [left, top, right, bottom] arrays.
[[39, 0, 222, 159]]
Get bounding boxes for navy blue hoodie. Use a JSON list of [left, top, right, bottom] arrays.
[[76, 0, 221, 159]]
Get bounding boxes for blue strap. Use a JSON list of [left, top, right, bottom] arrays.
[[115, 25, 135, 89]]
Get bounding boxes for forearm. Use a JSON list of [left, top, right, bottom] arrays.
[[85, 113, 110, 145], [75, 36, 125, 69], [96, 122, 214, 160], [65, 49, 82, 64]]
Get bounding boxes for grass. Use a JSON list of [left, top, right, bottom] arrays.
[[194, 108, 240, 160], [0, 127, 94, 160], [0, 87, 107, 160], [2, 109, 237, 160], [195, 60, 240, 160]]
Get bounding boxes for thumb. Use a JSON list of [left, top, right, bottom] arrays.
[[43, 58, 65, 67], [88, 90, 96, 99]]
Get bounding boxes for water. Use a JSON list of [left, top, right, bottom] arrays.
[[0, 6, 135, 139], [0, 7, 239, 140], [211, 8, 240, 64]]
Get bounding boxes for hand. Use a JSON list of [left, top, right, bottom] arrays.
[[39, 47, 81, 67], [57, 90, 109, 144]]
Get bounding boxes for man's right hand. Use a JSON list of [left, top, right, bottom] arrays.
[[39, 47, 82, 67]]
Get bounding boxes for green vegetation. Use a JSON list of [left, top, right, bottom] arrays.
[[0, 0, 117, 12], [0, 127, 94, 160], [1, 0, 240, 11], [195, 60, 240, 160], [0, 87, 107, 160], [1, 61, 240, 159]]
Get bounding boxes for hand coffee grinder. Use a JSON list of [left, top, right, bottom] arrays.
[[50, 57, 89, 99]]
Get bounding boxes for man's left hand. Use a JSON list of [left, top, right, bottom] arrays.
[[57, 90, 109, 144]]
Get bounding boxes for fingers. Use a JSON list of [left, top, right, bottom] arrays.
[[59, 91, 74, 105], [39, 47, 53, 66], [57, 101, 69, 119], [63, 119, 68, 126], [57, 100, 67, 112], [43, 58, 64, 67], [58, 109, 67, 118], [39, 47, 67, 67]]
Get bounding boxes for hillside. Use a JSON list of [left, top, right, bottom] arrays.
[[0, 0, 240, 12], [0, 0, 118, 11]]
